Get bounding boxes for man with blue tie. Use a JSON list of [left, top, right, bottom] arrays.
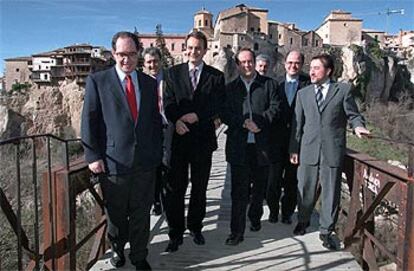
[[81, 31, 162, 270], [267, 50, 310, 224]]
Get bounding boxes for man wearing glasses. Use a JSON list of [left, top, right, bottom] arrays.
[[81, 31, 162, 270], [267, 50, 310, 225]]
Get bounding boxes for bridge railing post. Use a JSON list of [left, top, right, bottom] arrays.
[[402, 146, 414, 270]]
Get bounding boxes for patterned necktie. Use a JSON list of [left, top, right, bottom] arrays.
[[190, 68, 198, 91], [126, 75, 138, 122], [316, 84, 324, 110]]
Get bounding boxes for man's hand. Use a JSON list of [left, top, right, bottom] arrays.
[[290, 153, 299, 165], [354, 126, 371, 139], [180, 113, 199, 124], [243, 119, 261, 133], [176, 119, 190, 135], [88, 160, 105, 174], [214, 118, 222, 130]]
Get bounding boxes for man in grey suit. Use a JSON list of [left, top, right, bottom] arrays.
[[289, 54, 370, 250]]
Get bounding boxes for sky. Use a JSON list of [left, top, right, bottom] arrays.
[[1, 0, 413, 75]]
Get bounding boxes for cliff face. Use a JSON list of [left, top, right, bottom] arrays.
[[0, 80, 84, 140], [340, 46, 404, 102]]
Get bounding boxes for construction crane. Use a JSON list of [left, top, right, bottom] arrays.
[[355, 8, 404, 34], [380, 8, 404, 34]]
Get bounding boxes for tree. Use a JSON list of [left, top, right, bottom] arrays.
[[155, 24, 174, 68]]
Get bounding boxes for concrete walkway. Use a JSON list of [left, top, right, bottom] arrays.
[[91, 129, 361, 271]]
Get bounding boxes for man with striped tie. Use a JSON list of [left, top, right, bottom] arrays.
[[163, 31, 225, 253], [289, 54, 370, 251]]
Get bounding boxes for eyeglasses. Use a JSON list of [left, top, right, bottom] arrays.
[[286, 61, 301, 66], [115, 52, 138, 58]]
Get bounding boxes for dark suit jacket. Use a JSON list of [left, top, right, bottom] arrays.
[[269, 73, 310, 163], [289, 82, 365, 167], [81, 67, 162, 174], [222, 74, 281, 166], [164, 62, 225, 154]]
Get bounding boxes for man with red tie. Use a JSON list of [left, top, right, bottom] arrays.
[[81, 31, 162, 270]]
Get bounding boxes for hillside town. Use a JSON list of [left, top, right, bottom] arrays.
[[1, 3, 413, 91]]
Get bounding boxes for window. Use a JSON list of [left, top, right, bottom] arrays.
[[182, 43, 185, 51], [290, 38, 293, 44], [215, 45, 218, 49], [205, 19, 208, 26], [258, 27, 261, 32], [279, 34, 282, 39], [316, 40, 319, 46], [254, 43, 259, 50], [325, 34, 328, 38], [199, 20, 201, 27], [16, 68, 20, 72], [171, 43, 175, 51], [344, 23, 347, 27], [303, 39, 308, 46], [250, 27, 254, 32], [150, 43, 153, 47], [269, 34, 272, 39]]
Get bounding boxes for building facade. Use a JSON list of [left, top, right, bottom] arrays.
[[4, 57, 32, 91], [316, 10, 362, 46]]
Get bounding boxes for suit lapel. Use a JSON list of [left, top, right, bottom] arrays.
[[320, 83, 340, 112], [182, 63, 194, 98], [196, 65, 208, 93]]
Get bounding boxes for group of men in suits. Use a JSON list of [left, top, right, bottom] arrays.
[[81, 30, 369, 270]]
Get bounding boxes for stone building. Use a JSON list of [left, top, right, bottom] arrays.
[[362, 29, 386, 48], [193, 8, 214, 38], [31, 49, 65, 85], [63, 44, 111, 85], [207, 3, 281, 61], [138, 33, 187, 62], [4, 56, 32, 91], [316, 10, 362, 46]]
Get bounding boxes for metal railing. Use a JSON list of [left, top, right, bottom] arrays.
[[1, 131, 413, 270], [0, 134, 106, 271], [341, 132, 414, 270]]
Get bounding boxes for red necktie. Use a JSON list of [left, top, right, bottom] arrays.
[[126, 75, 138, 122]]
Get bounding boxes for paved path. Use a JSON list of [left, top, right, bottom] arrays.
[[92, 129, 361, 271]]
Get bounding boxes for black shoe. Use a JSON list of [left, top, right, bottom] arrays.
[[268, 213, 278, 224], [165, 237, 183, 253], [319, 233, 341, 251], [152, 202, 162, 216], [293, 222, 309, 236], [109, 248, 125, 268], [225, 233, 244, 246], [190, 231, 205, 245], [250, 223, 261, 232], [281, 215, 292, 224], [134, 259, 152, 270]]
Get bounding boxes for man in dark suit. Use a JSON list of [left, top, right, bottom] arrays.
[[289, 54, 370, 250], [222, 48, 280, 246], [163, 31, 225, 252], [142, 47, 173, 216], [81, 31, 162, 270], [267, 50, 310, 224]]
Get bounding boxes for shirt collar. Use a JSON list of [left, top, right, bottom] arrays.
[[240, 72, 257, 85], [115, 65, 137, 83], [315, 79, 331, 90], [286, 74, 299, 83], [188, 61, 204, 72]]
